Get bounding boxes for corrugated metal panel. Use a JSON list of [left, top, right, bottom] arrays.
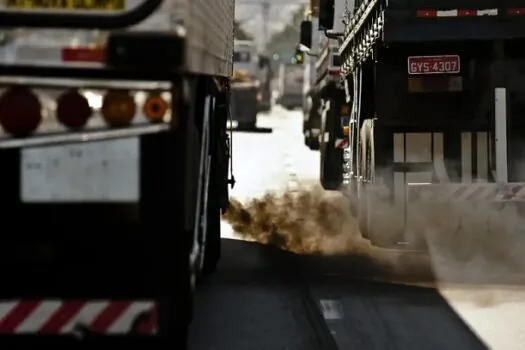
[[185, 0, 235, 77]]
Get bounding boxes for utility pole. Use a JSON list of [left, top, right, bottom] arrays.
[[261, 1, 270, 47]]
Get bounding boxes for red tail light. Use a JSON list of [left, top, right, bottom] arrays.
[[0, 87, 42, 137], [56, 90, 92, 129]]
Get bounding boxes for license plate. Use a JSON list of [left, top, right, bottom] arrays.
[[407, 55, 460, 75], [5, 0, 125, 11], [21, 139, 139, 202]]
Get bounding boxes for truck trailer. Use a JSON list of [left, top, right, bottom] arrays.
[[277, 62, 304, 110], [257, 54, 273, 113], [299, 0, 350, 189], [301, 15, 322, 151], [0, 0, 235, 348], [301, 0, 525, 249], [231, 39, 260, 130]]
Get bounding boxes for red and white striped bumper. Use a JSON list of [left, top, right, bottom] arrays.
[[334, 138, 349, 149], [0, 300, 156, 335]]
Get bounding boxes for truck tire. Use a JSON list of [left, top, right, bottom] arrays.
[[202, 133, 221, 275], [309, 135, 320, 150], [193, 93, 221, 277], [320, 99, 342, 190], [202, 195, 221, 274], [358, 120, 407, 248], [357, 119, 373, 241]]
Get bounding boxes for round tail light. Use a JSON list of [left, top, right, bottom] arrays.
[[0, 87, 42, 137], [101, 90, 136, 127], [56, 90, 92, 129], [143, 94, 168, 123]]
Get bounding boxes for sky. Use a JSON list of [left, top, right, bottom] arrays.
[[235, 0, 305, 49]]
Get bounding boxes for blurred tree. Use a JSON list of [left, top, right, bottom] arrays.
[[234, 21, 252, 40], [264, 4, 306, 59]]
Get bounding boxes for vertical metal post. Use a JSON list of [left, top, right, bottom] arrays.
[[495, 87, 508, 182], [262, 2, 270, 47]]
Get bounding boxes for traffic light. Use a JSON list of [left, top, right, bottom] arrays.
[[293, 48, 304, 64], [318, 0, 334, 31]]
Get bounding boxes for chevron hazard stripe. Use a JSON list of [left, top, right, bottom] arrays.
[[407, 183, 525, 202], [0, 300, 156, 335], [334, 138, 349, 148]]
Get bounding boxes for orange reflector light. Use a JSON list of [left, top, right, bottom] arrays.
[[143, 94, 168, 123], [61, 47, 105, 63], [343, 126, 350, 136], [57, 90, 92, 129], [101, 90, 136, 127], [0, 87, 42, 137], [340, 104, 350, 115]]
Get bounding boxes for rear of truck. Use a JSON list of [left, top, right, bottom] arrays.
[[337, 0, 525, 247], [278, 63, 304, 110], [0, 0, 234, 347], [231, 40, 260, 129], [257, 54, 273, 113]]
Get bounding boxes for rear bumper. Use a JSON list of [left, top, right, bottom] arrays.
[[0, 298, 156, 336], [279, 94, 303, 108]]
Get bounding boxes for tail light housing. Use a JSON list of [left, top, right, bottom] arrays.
[[0, 87, 42, 137], [56, 90, 92, 129], [101, 90, 136, 127], [143, 94, 168, 123]]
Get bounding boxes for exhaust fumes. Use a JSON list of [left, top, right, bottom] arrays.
[[223, 180, 525, 288], [223, 185, 368, 255], [222, 185, 435, 285]]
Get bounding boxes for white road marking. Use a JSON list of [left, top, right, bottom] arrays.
[[319, 299, 343, 320]]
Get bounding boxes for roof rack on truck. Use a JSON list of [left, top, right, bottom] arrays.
[[339, 0, 525, 75]]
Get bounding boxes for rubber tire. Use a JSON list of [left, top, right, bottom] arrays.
[[202, 188, 221, 275], [202, 99, 222, 275], [320, 101, 342, 190], [309, 136, 320, 150]]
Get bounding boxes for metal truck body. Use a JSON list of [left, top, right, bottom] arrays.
[[256, 54, 272, 113], [298, 0, 349, 184], [302, 16, 322, 150], [0, 0, 235, 347], [231, 39, 259, 129], [308, 0, 525, 248], [277, 62, 304, 110]]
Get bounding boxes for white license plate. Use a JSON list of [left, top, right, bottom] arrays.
[[21, 138, 139, 202]]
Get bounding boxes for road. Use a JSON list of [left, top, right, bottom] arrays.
[[187, 107, 511, 349]]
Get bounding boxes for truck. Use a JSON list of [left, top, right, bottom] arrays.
[[300, 0, 525, 249], [257, 54, 273, 113], [300, 15, 322, 150], [0, 0, 235, 347], [231, 39, 260, 130], [298, 1, 350, 188], [277, 62, 304, 110]]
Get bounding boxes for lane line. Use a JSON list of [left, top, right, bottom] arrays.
[[319, 299, 344, 320]]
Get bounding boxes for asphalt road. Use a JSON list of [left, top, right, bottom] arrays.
[[188, 107, 489, 350]]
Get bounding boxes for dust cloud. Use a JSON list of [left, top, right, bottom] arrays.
[[223, 184, 525, 289], [222, 185, 434, 285]]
